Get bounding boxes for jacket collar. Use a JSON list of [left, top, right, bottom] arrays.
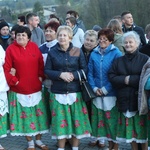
[[57, 42, 73, 52], [72, 25, 78, 36], [13, 40, 30, 48], [81, 44, 97, 53], [125, 49, 139, 60], [122, 23, 136, 32], [94, 44, 115, 54], [46, 39, 58, 48]]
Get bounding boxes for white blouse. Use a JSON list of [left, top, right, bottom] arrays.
[[17, 91, 42, 107], [0, 45, 9, 92], [93, 96, 116, 111], [0, 45, 9, 115], [55, 93, 77, 105]]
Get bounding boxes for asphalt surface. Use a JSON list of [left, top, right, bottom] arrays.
[[0, 133, 132, 150]]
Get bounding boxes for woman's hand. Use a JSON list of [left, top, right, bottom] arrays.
[[10, 68, 16, 76], [125, 75, 130, 85], [39, 77, 42, 82], [60, 72, 74, 83], [96, 88, 103, 96], [15, 81, 19, 85]]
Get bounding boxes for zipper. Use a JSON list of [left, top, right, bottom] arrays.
[[100, 55, 103, 86]]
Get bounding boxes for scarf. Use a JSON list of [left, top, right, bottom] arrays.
[[72, 25, 78, 36], [1, 35, 9, 39]]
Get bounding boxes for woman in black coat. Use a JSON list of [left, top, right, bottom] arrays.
[[108, 31, 148, 150]]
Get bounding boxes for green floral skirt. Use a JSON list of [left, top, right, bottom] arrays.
[[8, 91, 50, 136], [50, 92, 92, 139], [0, 113, 9, 138], [116, 112, 147, 143], [91, 104, 118, 142]]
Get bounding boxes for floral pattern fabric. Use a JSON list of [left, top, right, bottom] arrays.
[[0, 113, 9, 138], [50, 92, 92, 139], [8, 91, 50, 136], [117, 112, 147, 143], [91, 103, 118, 142]]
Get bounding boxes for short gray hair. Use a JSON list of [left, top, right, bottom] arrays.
[[122, 31, 141, 47], [84, 30, 98, 40]]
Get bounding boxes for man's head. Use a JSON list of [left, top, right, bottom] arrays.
[[83, 30, 98, 51], [26, 13, 39, 28], [66, 10, 78, 19], [66, 17, 76, 28], [121, 11, 133, 28]]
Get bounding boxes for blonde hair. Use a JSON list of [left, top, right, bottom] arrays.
[[56, 25, 73, 40], [107, 19, 123, 34]]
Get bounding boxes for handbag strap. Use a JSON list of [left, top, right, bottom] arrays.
[[77, 71, 82, 85], [81, 70, 87, 81]]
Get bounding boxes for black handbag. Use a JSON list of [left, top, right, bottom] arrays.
[[77, 70, 97, 102]]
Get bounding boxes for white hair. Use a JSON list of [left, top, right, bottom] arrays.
[[122, 31, 141, 47]]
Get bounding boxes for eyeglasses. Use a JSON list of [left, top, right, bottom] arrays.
[[99, 38, 108, 42]]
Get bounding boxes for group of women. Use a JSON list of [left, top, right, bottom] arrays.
[[0, 18, 150, 150]]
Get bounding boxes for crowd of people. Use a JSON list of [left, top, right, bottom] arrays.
[[0, 9, 150, 150]]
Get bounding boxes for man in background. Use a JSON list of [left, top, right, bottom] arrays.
[[26, 13, 45, 47], [121, 11, 146, 47], [66, 10, 86, 32]]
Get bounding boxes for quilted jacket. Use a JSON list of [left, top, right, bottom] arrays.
[[88, 44, 122, 96], [44, 42, 87, 94]]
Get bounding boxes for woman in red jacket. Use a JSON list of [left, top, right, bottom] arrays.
[[4, 26, 49, 150]]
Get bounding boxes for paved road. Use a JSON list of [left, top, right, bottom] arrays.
[[0, 133, 131, 150]]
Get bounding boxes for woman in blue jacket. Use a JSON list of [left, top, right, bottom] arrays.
[[88, 28, 122, 149]]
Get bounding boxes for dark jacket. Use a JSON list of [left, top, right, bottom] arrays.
[[122, 24, 146, 47], [0, 35, 10, 50], [77, 19, 86, 32], [81, 44, 95, 63], [44, 42, 87, 94], [139, 42, 150, 57], [108, 50, 148, 112]]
